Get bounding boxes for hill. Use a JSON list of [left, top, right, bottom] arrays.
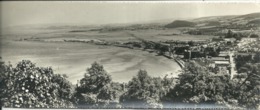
[[236, 12, 260, 20], [165, 12, 260, 28], [165, 20, 195, 28]]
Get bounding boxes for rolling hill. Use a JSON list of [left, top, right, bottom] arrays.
[[165, 20, 196, 28], [165, 12, 260, 28]]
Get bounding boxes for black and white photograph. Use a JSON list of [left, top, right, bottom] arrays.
[[0, 1, 260, 109]]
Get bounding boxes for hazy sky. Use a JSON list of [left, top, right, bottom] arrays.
[[1, 1, 260, 27]]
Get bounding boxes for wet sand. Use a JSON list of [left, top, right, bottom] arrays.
[[1, 40, 181, 84]]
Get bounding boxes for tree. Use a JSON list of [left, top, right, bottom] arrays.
[[77, 62, 112, 94], [132, 42, 142, 48], [120, 70, 164, 108], [143, 41, 154, 50], [96, 82, 124, 108], [52, 74, 74, 104], [233, 33, 242, 41], [75, 62, 112, 107], [188, 41, 195, 46], [225, 30, 233, 38], [167, 61, 237, 107], [235, 63, 260, 109], [250, 34, 259, 38], [0, 60, 74, 108], [156, 45, 169, 55], [253, 52, 260, 63], [235, 55, 253, 71], [0, 60, 12, 107], [170, 61, 210, 102]]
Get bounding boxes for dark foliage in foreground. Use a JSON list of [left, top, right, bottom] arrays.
[[0, 60, 259, 109], [0, 60, 74, 108], [74, 62, 123, 108], [120, 70, 176, 108]]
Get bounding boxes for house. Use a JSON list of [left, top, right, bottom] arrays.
[[209, 57, 229, 67], [224, 38, 236, 42], [215, 61, 230, 66], [210, 57, 229, 61], [218, 51, 230, 58], [208, 56, 231, 75], [209, 60, 230, 75], [241, 38, 258, 42]]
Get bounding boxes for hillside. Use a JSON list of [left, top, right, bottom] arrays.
[[165, 20, 196, 28], [247, 19, 260, 25], [163, 12, 260, 36], [165, 12, 260, 28], [236, 12, 260, 20]]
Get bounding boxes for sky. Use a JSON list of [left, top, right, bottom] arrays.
[[1, 1, 260, 27]]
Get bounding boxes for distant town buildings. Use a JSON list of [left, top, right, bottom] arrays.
[[177, 34, 259, 77]]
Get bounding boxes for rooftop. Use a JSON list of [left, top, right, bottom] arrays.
[[219, 53, 229, 57], [224, 38, 236, 41], [215, 61, 230, 65], [210, 57, 229, 61]]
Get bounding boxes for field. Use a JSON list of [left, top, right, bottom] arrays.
[[1, 26, 218, 84]]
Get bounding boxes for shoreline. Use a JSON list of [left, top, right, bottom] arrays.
[[2, 39, 182, 84]]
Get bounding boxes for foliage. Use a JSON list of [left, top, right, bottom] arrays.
[[225, 30, 233, 38], [165, 60, 260, 109], [234, 63, 260, 109], [167, 61, 239, 108], [120, 70, 171, 108], [250, 34, 259, 38], [233, 33, 242, 41], [1, 59, 259, 109], [158, 45, 169, 55], [0, 60, 74, 108], [74, 62, 123, 108], [77, 62, 112, 94], [96, 82, 124, 108], [235, 54, 254, 71], [143, 41, 154, 50]]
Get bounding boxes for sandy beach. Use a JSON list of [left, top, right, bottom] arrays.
[[1, 40, 181, 84]]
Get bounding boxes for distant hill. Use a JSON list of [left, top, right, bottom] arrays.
[[167, 12, 260, 26], [192, 15, 236, 22], [165, 20, 195, 28], [164, 12, 260, 31], [206, 21, 221, 26], [236, 12, 260, 20], [163, 12, 260, 36], [247, 19, 260, 25]]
